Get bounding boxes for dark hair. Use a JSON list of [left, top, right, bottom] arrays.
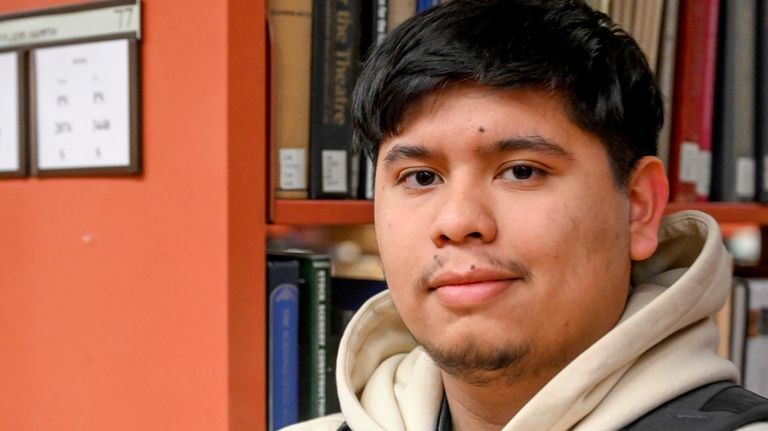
[[351, 0, 664, 187]]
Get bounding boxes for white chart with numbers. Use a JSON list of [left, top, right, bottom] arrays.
[[0, 51, 20, 173], [33, 38, 131, 170]]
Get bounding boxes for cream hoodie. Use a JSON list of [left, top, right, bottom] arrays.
[[285, 211, 767, 431]]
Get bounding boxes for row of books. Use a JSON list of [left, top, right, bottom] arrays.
[[729, 278, 768, 398], [268, 0, 439, 200], [269, 0, 768, 203], [603, 0, 768, 203], [265, 257, 768, 431], [266, 250, 386, 431]]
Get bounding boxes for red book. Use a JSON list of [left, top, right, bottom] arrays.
[[668, 0, 720, 202]]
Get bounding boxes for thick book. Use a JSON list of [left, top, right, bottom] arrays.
[[361, 0, 388, 55], [756, 0, 768, 202], [731, 277, 748, 376], [268, 0, 313, 199], [655, 0, 680, 171], [743, 278, 768, 397], [416, 0, 440, 13], [610, 0, 636, 36], [668, 0, 720, 202], [710, 0, 757, 202], [326, 277, 388, 413], [266, 258, 301, 431], [630, 0, 664, 73], [309, 0, 363, 199], [388, 0, 416, 30], [269, 251, 332, 420]]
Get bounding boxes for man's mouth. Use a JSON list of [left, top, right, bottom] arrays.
[[429, 268, 523, 308]]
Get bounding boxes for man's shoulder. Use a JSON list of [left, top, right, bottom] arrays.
[[622, 381, 768, 431], [737, 423, 768, 431], [280, 413, 346, 431]]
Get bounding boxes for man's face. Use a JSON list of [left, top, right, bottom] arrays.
[[374, 84, 633, 383]]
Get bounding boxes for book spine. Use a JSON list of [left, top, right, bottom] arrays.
[[267, 260, 300, 431], [326, 277, 388, 414], [268, 0, 313, 199], [668, 0, 720, 202], [710, 0, 757, 202], [655, 0, 680, 172], [388, 0, 417, 30], [309, 0, 363, 199], [297, 256, 332, 419], [374, 0, 389, 43], [416, 0, 439, 13], [756, 0, 768, 202], [744, 278, 768, 397]]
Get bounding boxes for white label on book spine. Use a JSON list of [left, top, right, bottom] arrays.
[[696, 150, 711, 197], [279, 148, 306, 190], [321, 150, 348, 193], [736, 157, 756, 198], [679, 141, 699, 183]]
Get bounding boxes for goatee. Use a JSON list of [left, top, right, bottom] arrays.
[[420, 337, 532, 386]]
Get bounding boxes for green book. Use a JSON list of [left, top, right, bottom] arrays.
[[268, 251, 332, 420]]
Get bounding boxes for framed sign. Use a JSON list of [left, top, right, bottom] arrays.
[[30, 37, 139, 175], [0, 50, 26, 177]]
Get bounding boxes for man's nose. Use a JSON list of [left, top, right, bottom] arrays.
[[429, 184, 498, 247]]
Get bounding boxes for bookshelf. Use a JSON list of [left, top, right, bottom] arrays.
[[666, 203, 768, 224], [271, 199, 374, 225], [271, 200, 768, 226], [2, 1, 766, 431]]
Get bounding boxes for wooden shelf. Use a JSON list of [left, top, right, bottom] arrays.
[[665, 202, 768, 224], [271, 200, 768, 226], [271, 199, 374, 225]]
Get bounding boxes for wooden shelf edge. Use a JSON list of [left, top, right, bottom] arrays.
[[665, 202, 768, 224], [271, 199, 374, 225], [272, 201, 768, 226]]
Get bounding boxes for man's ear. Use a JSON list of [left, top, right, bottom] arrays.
[[627, 156, 669, 261]]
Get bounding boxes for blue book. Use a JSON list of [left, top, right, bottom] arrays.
[[267, 259, 301, 431], [416, 0, 440, 13]]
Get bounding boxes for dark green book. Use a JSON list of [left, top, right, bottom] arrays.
[[268, 251, 332, 420]]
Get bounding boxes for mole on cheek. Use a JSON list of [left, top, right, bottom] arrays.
[[478, 126, 485, 133]]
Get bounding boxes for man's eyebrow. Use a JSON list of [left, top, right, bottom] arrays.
[[381, 136, 573, 168], [381, 144, 437, 167], [478, 136, 574, 159]]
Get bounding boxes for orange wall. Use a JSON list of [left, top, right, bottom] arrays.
[[0, 1, 266, 430]]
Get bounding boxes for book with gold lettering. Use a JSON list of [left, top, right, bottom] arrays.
[[309, 0, 363, 199]]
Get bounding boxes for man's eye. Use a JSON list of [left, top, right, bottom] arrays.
[[499, 164, 544, 181], [400, 170, 442, 188]]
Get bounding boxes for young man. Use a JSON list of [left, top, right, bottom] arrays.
[[287, 0, 768, 429]]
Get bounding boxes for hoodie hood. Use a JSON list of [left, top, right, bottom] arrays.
[[334, 210, 739, 431]]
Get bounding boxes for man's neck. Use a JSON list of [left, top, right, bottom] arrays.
[[441, 368, 555, 431]]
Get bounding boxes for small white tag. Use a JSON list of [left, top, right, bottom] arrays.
[[279, 149, 306, 190], [322, 150, 348, 193], [679, 141, 699, 183], [736, 157, 756, 198]]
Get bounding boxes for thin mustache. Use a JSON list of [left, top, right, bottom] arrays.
[[415, 253, 532, 291]]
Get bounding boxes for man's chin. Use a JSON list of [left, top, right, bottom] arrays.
[[419, 338, 532, 386]]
